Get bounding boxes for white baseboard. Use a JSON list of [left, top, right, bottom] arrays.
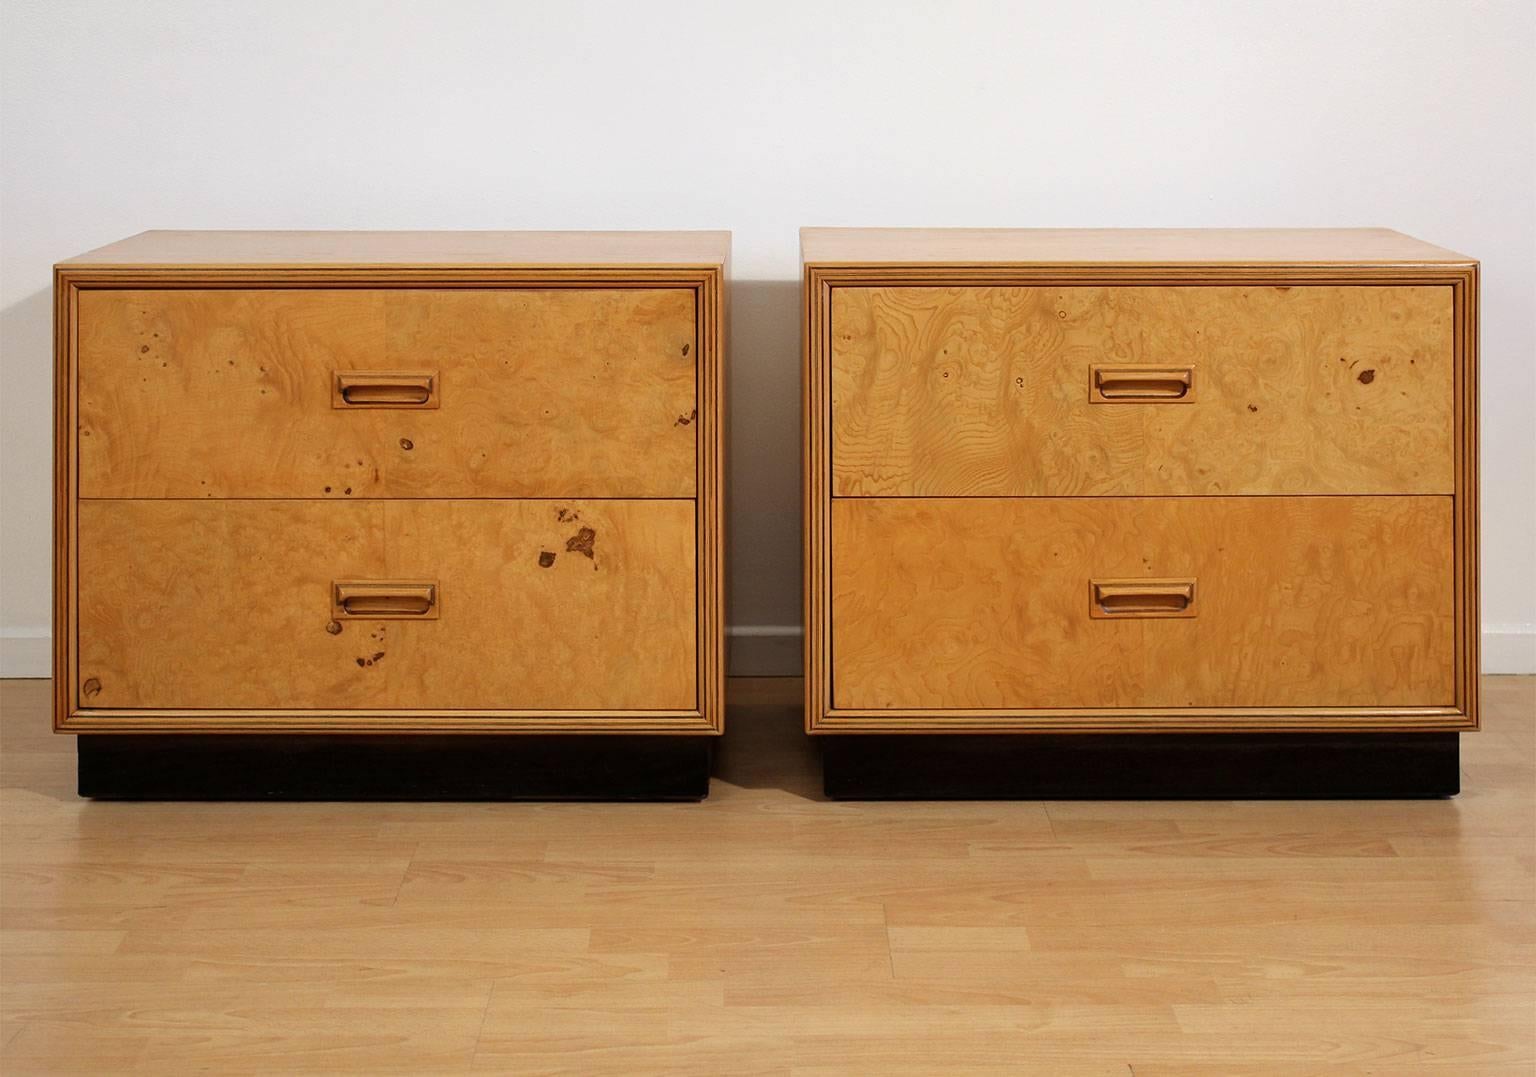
[[1, 625, 1528, 679], [0, 629, 50, 678], [1483, 625, 1536, 674], [726, 625, 803, 676]]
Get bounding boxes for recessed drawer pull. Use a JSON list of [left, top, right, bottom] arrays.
[[1090, 578, 1197, 619], [332, 581, 440, 619], [333, 371, 440, 409], [1090, 364, 1195, 403]]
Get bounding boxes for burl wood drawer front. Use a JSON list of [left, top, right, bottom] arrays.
[[831, 286, 1454, 496], [77, 499, 695, 712], [77, 288, 697, 498], [831, 496, 1454, 711]]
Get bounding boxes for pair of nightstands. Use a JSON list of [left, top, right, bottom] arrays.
[[52, 228, 1478, 799]]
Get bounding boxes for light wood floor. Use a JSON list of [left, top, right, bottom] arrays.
[[2, 677, 1533, 1075]]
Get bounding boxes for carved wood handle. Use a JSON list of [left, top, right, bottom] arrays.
[[333, 371, 439, 408], [1090, 579, 1197, 618], [1090, 365, 1195, 402], [332, 581, 439, 619]]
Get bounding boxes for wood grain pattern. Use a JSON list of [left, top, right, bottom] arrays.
[[831, 496, 1455, 715], [803, 233, 1479, 734], [801, 227, 1476, 265], [61, 229, 732, 267], [4, 676, 1534, 1074], [831, 285, 1454, 496], [78, 288, 697, 499], [74, 499, 695, 718], [55, 235, 728, 736]]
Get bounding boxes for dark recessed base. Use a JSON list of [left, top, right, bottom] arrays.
[[822, 733, 1460, 800], [77, 733, 713, 801]]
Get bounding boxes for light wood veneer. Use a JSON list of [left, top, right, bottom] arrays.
[[79, 288, 699, 499], [799, 226, 1475, 265], [55, 230, 728, 734], [832, 285, 1454, 497], [805, 228, 1478, 734], [832, 496, 1455, 717], [78, 499, 697, 714]]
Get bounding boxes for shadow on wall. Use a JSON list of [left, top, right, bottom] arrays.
[[725, 280, 804, 676], [0, 285, 56, 675]]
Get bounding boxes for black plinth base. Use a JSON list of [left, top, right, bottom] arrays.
[[78, 734, 713, 801], [822, 733, 1460, 800]]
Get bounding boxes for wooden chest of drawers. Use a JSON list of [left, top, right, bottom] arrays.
[[803, 229, 1478, 741], [55, 231, 726, 744]]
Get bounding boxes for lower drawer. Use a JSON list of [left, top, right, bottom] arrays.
[[831, 496, 1455, 711], [76, 499, 696, 714]]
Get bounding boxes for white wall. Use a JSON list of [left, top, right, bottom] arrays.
[[2, 0, 1533, 675]]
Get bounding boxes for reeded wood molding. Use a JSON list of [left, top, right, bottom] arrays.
[[802, 256, 1479, 735], [54, 265, 724, 287], [698, 261, 727, 735], [54, 259, 727, 735], [813, 708, 1471, 735], [1456, 265, 1480, 731], [59, 710, 716, 735]]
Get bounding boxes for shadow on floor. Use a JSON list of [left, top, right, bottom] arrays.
[[712, 680, 822, 800]]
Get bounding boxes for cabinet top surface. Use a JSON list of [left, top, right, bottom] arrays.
[[800, 228, 1473, 266], [59, 230, 731, 268]]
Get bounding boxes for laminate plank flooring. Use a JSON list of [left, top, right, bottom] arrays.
[[2, 677, 1532, 1074]]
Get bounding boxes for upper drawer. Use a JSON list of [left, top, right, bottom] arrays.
[[76, 288, 698, 498], [831, 285, 1455, 496]]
